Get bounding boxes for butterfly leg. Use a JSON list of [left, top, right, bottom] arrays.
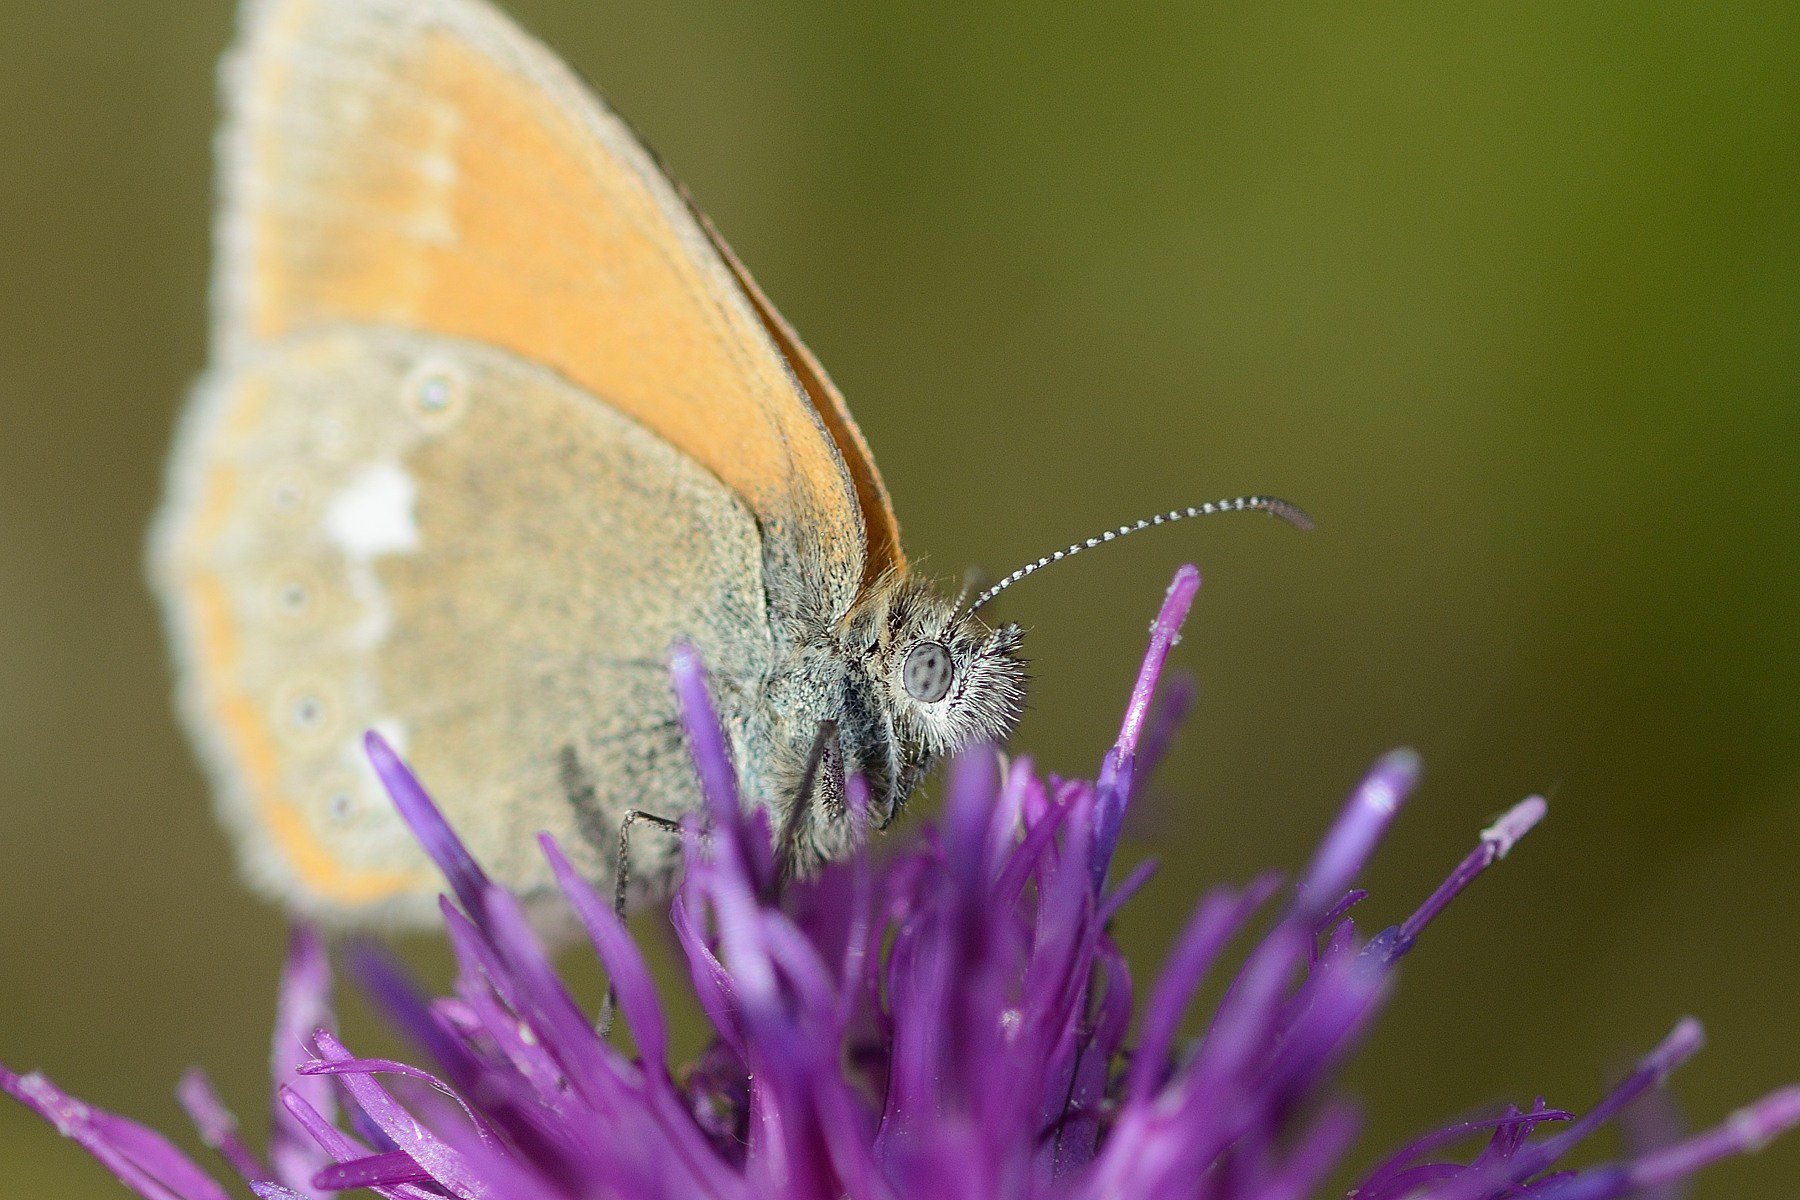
[[596, 808, 683, 1037], [776, 719, 844, 892], [613, 809, 684, 920]]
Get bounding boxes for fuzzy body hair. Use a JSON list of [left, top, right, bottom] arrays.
[[749, 570, 1026, 876]]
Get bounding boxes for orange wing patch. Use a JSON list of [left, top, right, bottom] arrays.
[[225, 0, 893, 607], [695, 207, 905, 584], [178, 465, 430, 907]]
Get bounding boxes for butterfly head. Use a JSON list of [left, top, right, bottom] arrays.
[[858, 572, 1027, 778], [764, 571, 1024, 865]]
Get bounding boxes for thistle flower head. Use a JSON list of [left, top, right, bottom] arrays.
[[6, 566, 1796, 1200]]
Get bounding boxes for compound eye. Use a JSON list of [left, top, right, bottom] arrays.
[[903, 640, 954, 703]]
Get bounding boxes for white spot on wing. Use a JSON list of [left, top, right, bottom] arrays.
[[321, 464, 420, 651], [325, 463, 420, 561]]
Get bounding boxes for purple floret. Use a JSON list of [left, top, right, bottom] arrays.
[[6, 567, 1796, 1199]]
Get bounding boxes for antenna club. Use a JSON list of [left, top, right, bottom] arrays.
[[964, 494, 1310, 616], [1258, 496, 1316, 532]]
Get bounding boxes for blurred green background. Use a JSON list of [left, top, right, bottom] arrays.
[[3, 0, 1797, 1195]]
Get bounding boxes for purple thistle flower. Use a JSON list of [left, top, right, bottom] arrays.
[[5, 565, 1797, 1199]]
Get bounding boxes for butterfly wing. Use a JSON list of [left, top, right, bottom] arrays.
[[692, 208, 905, 584], [152, 0, 896, 922], [156, 328, 774, 921]]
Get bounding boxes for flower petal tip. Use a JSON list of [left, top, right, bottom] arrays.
[[1299, 749, 1423, 916], [667, 638, 703, 678], [1653, 1017, 1707, 1077], [1483, 795, 1547, 857], [1166, 563, 1202, 599], [1738, 1086, 1800, 1150], [1370, 747, 1423, 804], [363, 731, 491, 919]]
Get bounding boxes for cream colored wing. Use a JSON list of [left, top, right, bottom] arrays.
[[153, 327, 773, 924]]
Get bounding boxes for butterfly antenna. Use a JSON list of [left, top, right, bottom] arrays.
[[965, 494, 1312, 616]]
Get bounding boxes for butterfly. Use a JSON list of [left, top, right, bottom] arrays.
[[150, 0, 1306, 928]]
